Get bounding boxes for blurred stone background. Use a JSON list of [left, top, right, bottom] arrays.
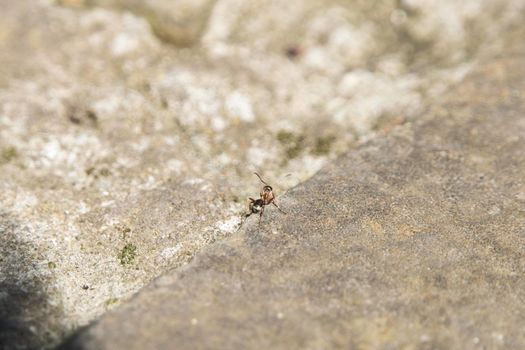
[[0, 0, 524, 348]]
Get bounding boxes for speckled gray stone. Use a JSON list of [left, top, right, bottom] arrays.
[[60, 30, 525, 350]]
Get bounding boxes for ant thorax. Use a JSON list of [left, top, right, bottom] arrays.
[[260, 185, 275, 204]]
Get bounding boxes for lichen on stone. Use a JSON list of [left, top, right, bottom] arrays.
[[277, 130, 305, 160], [104, 297, 119, 307], [0, 146, 18, 165], [312, 135, 336, 155], [118, 243, 137, 266]]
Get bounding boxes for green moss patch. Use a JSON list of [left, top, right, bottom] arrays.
[[277, 130, 305, 160], [1, 146, 18, 164], [85, 166, 112, 178], [105, 297, 119, 307], [312, 135, 336, 155], [118, 243, 137, 266]]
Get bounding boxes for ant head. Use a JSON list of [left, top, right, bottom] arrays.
[[263, 185, 273, 193]]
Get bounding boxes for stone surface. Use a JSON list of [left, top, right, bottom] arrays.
[[61, 30, 525, 349], [1, 0, 525, 348], [58, 0, 216, 46]]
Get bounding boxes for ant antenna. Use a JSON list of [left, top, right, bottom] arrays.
[[254, 172, 269, 186]]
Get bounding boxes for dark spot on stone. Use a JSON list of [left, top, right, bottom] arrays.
[[117, 226, 132, 239], [285, 46, 302, 59], [142, 82, 151, 92], [86, 110, 98, 123], [68, 115, 82, 125]]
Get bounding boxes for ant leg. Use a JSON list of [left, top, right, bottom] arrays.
[[237, 213, 251, 231], [258, 206, 265, 226], [272, 201, 286, 214]]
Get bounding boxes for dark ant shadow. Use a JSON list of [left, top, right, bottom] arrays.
[[0, 212, 65, 350]]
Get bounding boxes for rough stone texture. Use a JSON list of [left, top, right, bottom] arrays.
[[1, 0, 525, 349], [58, 0, 216, 46], [61, 31, 525, 349]]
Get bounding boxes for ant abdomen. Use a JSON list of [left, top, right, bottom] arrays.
[[250, 199, 264, 213]]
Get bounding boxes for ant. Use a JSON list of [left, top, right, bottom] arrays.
[[238, 172, 286, 230]]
